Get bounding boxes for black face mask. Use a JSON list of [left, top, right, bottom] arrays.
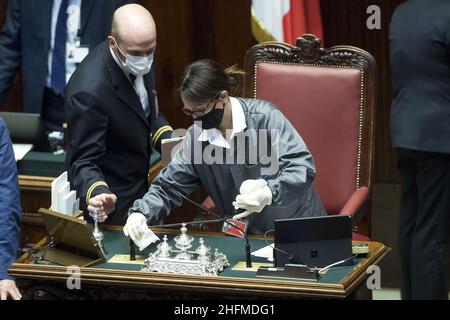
[[196, 103, 224, 130]]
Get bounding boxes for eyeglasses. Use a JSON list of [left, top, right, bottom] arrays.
[[183, 100, 218, 118]]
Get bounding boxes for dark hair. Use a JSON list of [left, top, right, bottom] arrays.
[[179, 59, 230, 104]]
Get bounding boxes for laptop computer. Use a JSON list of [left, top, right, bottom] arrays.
[[0, 111, 50, 151], [274, 214, 353, 268]]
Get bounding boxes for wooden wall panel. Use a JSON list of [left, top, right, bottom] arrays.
[[212, 0, 256, 68], [0, 1, 6, 21]]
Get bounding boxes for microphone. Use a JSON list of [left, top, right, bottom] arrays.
[[160, 186, 253, 268]]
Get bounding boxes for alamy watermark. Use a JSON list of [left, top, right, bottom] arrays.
[[367, 5, 381, 30], [366, 265, 381, 290], [66, 265, 81, 290], [169, 123, 281, 176]]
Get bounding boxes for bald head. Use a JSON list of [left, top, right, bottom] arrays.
[[109, 4, 156, 55]]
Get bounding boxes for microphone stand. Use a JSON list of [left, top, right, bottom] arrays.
[[151, 218, 225, 228], [130, 239, 136, 261], [162, 186, 253, 268]]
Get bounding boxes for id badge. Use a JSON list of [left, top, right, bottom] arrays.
[[67, 46, 89, 64]]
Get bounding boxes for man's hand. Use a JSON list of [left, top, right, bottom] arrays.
[[0, 279, 21, 300], [232, 179, 272, 220], [123, 212, 148, 243], [87, 193, 117, 223]]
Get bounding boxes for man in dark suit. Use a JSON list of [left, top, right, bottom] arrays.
[[65, 4, 173, 226], [0, 118, 22, 300], [389, 0, 450, 300], [0, 0, 131, 132]]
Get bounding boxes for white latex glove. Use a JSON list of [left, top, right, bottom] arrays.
[[232, 179, 272, 220], [123, 212, 159, 250]]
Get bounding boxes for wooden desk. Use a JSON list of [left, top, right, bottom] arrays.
[[11, 226, 391, 300]]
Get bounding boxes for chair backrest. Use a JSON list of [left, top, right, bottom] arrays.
[[244, 34, 376, 215]]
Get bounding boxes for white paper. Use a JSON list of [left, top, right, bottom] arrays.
[[75, 198, 80, 217], [12, 143, 33, 161], [251, 244, 274, 262], [51, 172, 68, 212], [56, 182, 70, 213], [60, 190, 77, 216]]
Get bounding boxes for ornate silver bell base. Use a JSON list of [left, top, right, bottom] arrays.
[[141, 224, 229, 276]]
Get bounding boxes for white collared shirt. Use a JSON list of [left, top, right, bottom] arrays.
[[109, 47, 149, 117], [198, 97, 247, 149], [46, 0, 82, 86]]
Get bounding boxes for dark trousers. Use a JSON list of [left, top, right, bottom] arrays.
[[397, 148, 450, 300], [42, 88, 65, 132]]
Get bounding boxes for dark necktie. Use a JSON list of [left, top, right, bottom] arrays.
[[50, 0, 69, 94], [129, 74, 150, 117]]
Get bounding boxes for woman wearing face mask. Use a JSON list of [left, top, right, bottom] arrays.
[[124, 59, 326, 244]]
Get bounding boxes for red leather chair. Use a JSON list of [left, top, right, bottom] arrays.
[[243, 34, 376, 240]]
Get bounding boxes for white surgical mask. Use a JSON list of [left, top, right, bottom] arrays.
[[114, 40, 154, 76]]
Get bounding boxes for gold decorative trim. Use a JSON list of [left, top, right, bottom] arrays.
[[152, 125, 173, 144], [86, 181, 109, 205], [253, 60, 365, 189]]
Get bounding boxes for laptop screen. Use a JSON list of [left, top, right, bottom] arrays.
[[0, 111, 50, 151], [274, 215, 353, 268]]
